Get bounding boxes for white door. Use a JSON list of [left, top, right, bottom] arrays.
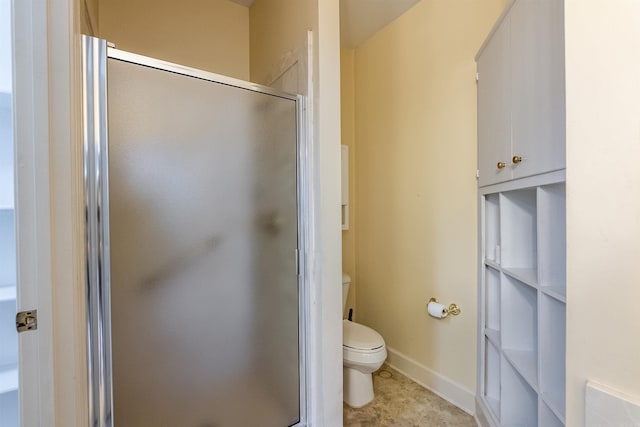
[[510, 0, 565, 180], [477, 16, 512, 187]]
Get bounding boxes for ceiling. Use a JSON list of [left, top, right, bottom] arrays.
[[228, 0, 421, 48], [229, 0, 254, 7], [340, 0, 421, 48]]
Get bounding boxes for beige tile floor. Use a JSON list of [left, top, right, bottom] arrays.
[[343, 364, 477, 427]]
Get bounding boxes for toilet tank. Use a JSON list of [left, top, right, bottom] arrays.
[[342, 273, 351, 314]]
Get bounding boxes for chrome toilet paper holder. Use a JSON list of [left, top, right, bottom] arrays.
[[428, 297, 461, 318]]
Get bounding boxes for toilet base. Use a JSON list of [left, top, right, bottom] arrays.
[[343, 366, 374, 408]]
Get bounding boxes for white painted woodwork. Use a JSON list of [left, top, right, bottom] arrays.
[[509, 0, 565, 181], [477, 19, 511, 187], [478, 182, 566, 427], [476, 0, 565, 187]]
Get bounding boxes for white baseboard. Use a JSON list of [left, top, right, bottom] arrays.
[[385, 347, 476, 415]]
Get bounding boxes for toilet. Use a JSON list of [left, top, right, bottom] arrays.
[[342, 273, 387, 408]]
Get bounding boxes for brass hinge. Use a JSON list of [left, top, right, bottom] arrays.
[[16, 310, 38, 333]]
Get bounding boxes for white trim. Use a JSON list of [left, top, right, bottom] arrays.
[[478, 169, 565, 195], [386, 347, 477, 415], [13, 0, 55, 423], [47, 0, 88, 424]]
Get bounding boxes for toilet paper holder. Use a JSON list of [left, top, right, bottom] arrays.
[[428, 297, 461, 318]]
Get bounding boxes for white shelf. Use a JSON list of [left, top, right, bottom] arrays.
[[0, 285, 16, 302], [503, 348, 537, 390], [0, 364, 18, 394], [540, 284, 566, 303], [502, 267, 538, 288], [484, 259, 500, 270], [485, 328, 500, 347], [540, 398, 565, 427]]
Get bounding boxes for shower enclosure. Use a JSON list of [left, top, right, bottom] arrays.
[[83, 36, 308, 427]]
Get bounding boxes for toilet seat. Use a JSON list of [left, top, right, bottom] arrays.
[[343, 320, 384, 351]]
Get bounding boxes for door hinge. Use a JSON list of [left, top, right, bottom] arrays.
[[475, 72, 479, 82], [476, 169, 480, 179], [16, 310, 38, 333]]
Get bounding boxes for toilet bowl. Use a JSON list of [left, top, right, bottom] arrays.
[[342, 273, 387, 408]]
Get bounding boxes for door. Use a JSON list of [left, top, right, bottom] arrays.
[[84, 37, 304, 427], [510, 0, 565, 180], [477, 16, 512, 187]]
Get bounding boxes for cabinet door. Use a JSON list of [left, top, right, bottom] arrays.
[[510, 0, 565, 179], [477, 18, 512, 187]]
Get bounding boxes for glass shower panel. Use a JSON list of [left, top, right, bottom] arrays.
[[107, 58, 299, 427]]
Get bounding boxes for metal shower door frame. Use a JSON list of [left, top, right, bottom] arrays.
[[82, 35, 311, 427]]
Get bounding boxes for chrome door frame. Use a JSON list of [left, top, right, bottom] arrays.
[[82, 35, 311, 427]]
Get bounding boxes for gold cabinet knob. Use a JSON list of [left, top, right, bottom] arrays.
[[512, 155, 523, 164], [497, 161, 506, 169]]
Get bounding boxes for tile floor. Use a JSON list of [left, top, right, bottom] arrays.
[[343, 364, 477, 427]]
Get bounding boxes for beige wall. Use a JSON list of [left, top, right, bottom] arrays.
[[80, 0, 99, 35], [248, 0, 312, 85], [341, 47, 357, 318], [99, 0, 250, 79], [351, 0, 505, 393], [565, 1, 640, 424]]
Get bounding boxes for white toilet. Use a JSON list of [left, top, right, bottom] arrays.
[[342, 273, 387, 408]]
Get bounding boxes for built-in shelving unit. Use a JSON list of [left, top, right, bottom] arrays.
[[479, 182, 566, 427], [476, 0, 565, 423]]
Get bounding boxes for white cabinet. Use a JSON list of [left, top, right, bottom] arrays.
[[477, 0, 565, 187], [479, 182, 566, 427], [477, 2, 566, 425]]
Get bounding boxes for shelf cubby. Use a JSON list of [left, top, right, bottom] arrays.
[[501, 356, 538, 427], [485, 266, 500, 334], [540, 294, 566, 420], [484, 193, 501, 263], [501, 275, 538, 389], [540, 399, 564, 427], [0, 210, 16, 287], [0, 389, 18, 426], [0, 93, 14, 211], [484, 338, 501, 420], [0, 300, 18, 370], [537, 183, 566, 300], [500, 189, 538, 283]]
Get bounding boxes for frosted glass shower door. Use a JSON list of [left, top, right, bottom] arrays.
[[103, 52, 300, 426]]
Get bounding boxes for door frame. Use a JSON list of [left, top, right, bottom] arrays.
[[13, 0, 87, 424]]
